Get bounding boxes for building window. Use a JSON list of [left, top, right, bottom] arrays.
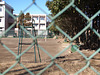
[[33, 16, 38, 20], [40, 17, 45, 20], [0, 27, 2, 29], [0, 8, 2, 11], [0, 19, 1, 22], [40, 24, 45, 26], [33, 24, 38, 26]]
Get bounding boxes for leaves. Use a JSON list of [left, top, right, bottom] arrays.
[[46, 0, 100, 49], [18, 12, 32, 26], [24, 13, 31, 21]]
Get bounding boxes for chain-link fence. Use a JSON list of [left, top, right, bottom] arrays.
[[0, 0, 100, 75], [1, 30, 52, 38]]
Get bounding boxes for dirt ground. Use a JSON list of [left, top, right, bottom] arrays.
[[0, 38, 100, 75]]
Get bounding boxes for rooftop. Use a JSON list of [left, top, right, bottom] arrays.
[[0, 0, 14, 10]]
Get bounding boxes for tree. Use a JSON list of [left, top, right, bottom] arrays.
[[46, 0, 100, 49], [24, 13, 31, 21], [17, 11, 24, 28], [17, 12, 32, 28], [24, 12, 32, 26], [46, 0, 85, 37], [18, 11, 24, 24]]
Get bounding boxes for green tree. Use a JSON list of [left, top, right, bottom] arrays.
[[46, 0, 85, 37], [46, 0, 100, 49]]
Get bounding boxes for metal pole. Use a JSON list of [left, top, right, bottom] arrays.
[[32, 17, 37, 63], [32, 17, 41, 62], [18, 22, 23, 63]]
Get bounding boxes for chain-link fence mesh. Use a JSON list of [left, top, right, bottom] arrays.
[[0, 0, 100, 75]]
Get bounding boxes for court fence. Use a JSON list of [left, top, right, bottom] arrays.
[[0, 0, 100, 75]]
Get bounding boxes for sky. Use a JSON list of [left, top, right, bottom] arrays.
[[3, 0, 51, 14]]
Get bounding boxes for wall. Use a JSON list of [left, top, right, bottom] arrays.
[[5, 3, 14, 30], [0, 1, 5, 35]]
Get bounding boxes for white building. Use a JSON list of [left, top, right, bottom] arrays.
[[15, 14, 49, 37], [0, 0, 14, 35], [31, 14, 48, 36], [21, 14, 48, 36]]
